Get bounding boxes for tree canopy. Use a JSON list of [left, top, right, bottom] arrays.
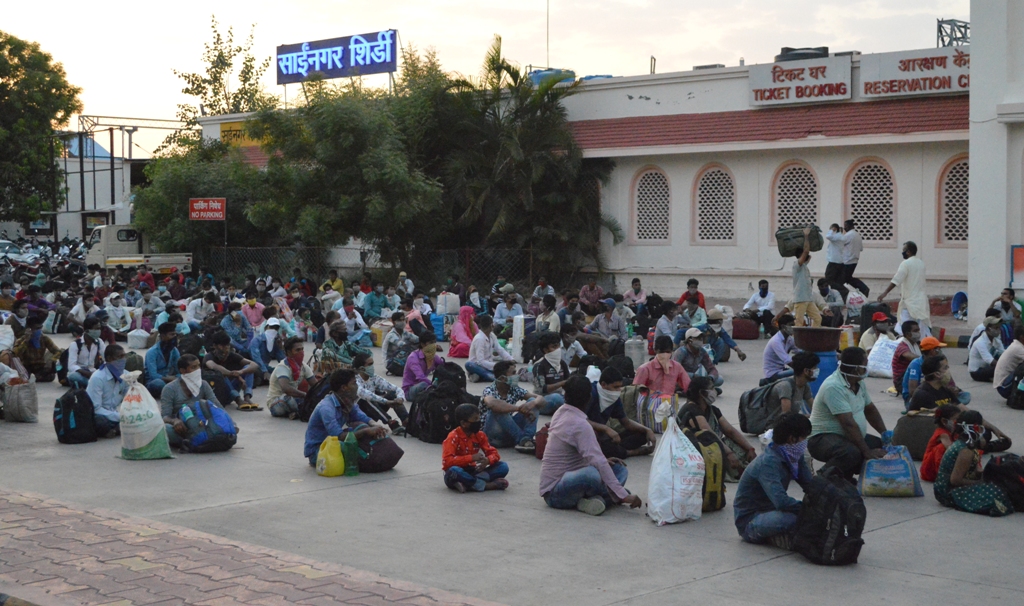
[[0, 31, 82, 221]]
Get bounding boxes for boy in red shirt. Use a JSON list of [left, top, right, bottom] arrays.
[[443, 403, 509, 493]]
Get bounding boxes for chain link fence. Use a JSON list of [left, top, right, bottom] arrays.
[[198, 246, 600, 296]]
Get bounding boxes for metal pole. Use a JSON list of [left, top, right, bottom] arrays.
[[109, 128, 115, 220], [91, 134, 97, 210], [223, 217, 228, 278], [546, 0, 550, 68], [77, 132, 85, 212]]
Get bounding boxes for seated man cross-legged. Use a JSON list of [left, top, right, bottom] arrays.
[[734, 413, 815, 549], [480, 360, 545, 454], [540, 375, 643, 516]]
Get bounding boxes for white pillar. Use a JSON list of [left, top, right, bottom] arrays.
[[968, 0, 1024, 324]]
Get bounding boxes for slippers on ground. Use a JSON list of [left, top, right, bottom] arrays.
[[238, 403, 263, 411]]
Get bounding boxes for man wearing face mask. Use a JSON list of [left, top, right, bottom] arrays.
[[160, 354, 221, 447], [704, 308, 746, 363], [622, 278, 647, 314], [968, 316, 1005, 382], [890, 320, 922, 391], [634, 336, 691, 395], [5, 299, 30, 339], [68, 293, 98, 328], [137, 286, 162, 315], [858, 311, 898, 355], [144, 323, 181, 398], [241, 292, 266, 327], [219, 302, 253, 357], [876, 241, 932, 338], [674, 328, 724, 387], [742, 280, 777, 337], [303, 369, 388, 468], [559, 324, 587, 368], [403, 331, 445, 401], [908, 355, 965, 412], [480, 360, 544, 453], [532, 333, 570, 415], [586, 367, 656, 458], [734, 413, 815, 549], [466, 315, 513, 383], [105, 293, 132, 338], [185, 292, 220, 333], [86, 344, 129, 439], [361, 281, 388, 325], [0, 281, 15, 311], [352, 352, 408, 432], [587, 298, 628, 347], [994, 325, 1024, 398], [13, 315, 60, 382], [205, 331, 260, 410], [250, 318, 287, 381], [383, 312, 418, 375], [808, 347, 889, 481], [762, 314, 797, 384], [65, 318, 103, 389], [267, 336, 314, 419], [816, 278, 845, 328], [763, 352, 819, 428]]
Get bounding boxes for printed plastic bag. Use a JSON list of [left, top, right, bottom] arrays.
[[845, 289, 867, 324], [867, 335, 899, 378], [648, 417, 704, 525], [2, 376, 38, 422], [317, 436, 345, 477], [858, 445, 923, 497], [118, 371, 173, 460], [638, 393, 680, 435]]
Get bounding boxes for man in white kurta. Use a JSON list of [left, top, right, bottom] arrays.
[[877, 241, 931, 337]]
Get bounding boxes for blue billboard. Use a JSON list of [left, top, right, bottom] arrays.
[[276, 30, 397, 85]]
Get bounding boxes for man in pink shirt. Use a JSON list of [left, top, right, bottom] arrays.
[[578, 278, 605, 316], [634, 336, 691, 395], [540, 375, 643, 515]]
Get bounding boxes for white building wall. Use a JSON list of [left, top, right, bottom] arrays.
[[599, 142, 968, 301]]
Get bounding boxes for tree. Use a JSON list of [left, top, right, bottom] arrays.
[[132, 140, 277, 258], [0, 31, 82, 221], [162, 17, 277, 151]]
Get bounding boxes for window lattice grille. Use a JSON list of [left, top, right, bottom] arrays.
[[635, 171, 670, 241], [848, 163, 895, 241], [696, 168, 735, 241], [774, 165, 818, 231], [940, 160, 969, 243]]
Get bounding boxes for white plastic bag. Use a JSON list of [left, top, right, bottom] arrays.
[[867, 335, 899, 378], [0, 324, 14, 352], [118, 371, 173, 460], [715, 305, 734, 335], [127, 329, 150, 350], [647, 417, 704, 525], [2, 376, 38, 422], [510, 315, 525, 362], [846, 289, 867, 323], [436, 292, 461, 315]]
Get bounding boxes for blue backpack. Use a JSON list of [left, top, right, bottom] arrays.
[[178, 399, 237, 453]]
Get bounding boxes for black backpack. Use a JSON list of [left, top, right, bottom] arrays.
[[409, 380, 463, 443], [433, 361, 467, 389], [53, 388, 97, 444], [1006, 362, 1024, 410], [737, 378, 793, 435], [298, 375, 333, 423], [56, 339, 82, 386], [792, 467, 866, 566], [178, 334, 203, 357], [645, 292, 665, 321], [605, 354, 635, 385], [983, 454, 1024, 510]]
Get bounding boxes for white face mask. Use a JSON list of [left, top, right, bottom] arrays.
[[264, 329, 278, 351], [469, 292, 480, 306], [182, 368, 203, 395], [809, 368, 820, 380], [597, 385, 620, 411], [544, 347, 563, 367]]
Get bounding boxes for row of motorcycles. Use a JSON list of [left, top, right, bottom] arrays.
[[0, 232, 89, 284]]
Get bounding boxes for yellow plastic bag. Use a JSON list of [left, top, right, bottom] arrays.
[[317, 436, 345, 477]]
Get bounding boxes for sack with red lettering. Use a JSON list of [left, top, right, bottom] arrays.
[[648, 417, 704, 525]]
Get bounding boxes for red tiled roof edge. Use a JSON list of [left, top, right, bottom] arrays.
[[569, 95, 968, 150]]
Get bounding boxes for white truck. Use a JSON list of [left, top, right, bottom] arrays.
[[84, 224, 193, 275]]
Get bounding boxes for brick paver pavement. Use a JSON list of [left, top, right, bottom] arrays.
[[0, 489, 503, 606]]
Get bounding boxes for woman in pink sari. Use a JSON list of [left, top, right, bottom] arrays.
[[448, 306, 477, 358]]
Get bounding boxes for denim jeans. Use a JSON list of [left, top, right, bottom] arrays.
[[483, 410, 537, 448], [407, 382, 429, 403], [228, 374, 255, 397], [464, 361, 495, 383], [444, 462, 510, 492], [544, 463, 629, 509], [350, 330, 373, 348], [741, 511, 799, 543], [146, 378, 167, 399], [67, 371, 90, 389], [536, 393, 564, 415]]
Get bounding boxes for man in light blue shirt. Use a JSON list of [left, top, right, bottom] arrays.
[[494, 293, 523, 339], [86, 344, 128, 438]]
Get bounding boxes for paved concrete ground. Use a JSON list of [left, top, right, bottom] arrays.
[[1, 333, 1022, 605]]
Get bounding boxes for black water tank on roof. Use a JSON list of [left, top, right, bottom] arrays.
[[775, 47, 829, 62]]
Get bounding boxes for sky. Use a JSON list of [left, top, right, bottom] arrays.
[[6, 0, 969, 157]]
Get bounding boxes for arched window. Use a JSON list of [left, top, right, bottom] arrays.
[[938, 156, 969, 245], [846, 160, 896, 243], [632, 168, 671, 243], [693, 164, 736, 243], [773, 162, 818, 234]]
